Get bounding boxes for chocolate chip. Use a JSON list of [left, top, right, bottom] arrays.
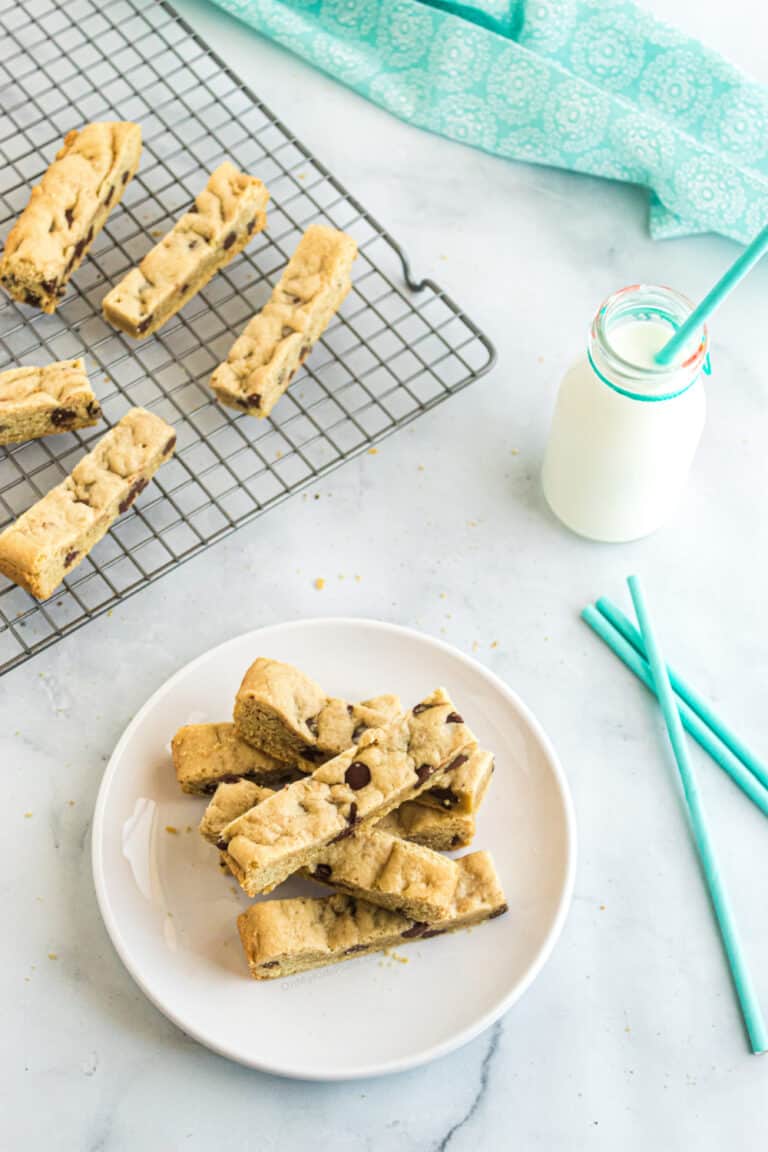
[[136, 316, 152, 334], [401, 922, 428, 939], [429, 786, 458, 808], [346, 704, 354, 717], [223, 230, 236, 250], [202, 782, 218, 795], [73, 239, 86, 261], [187, 203, 199, 213], [299, 342, 311, 361], [118, 476, 148, 514], [64, 549, 79, 566], [247, 218, 257, 234], [216, 839, 228, 852], [180, 282, 189, 294], [445, 753, 469, 773], [41, 278, 57, 295], [65, 207, 74, 226], [105, 186, 114, 207], [163, 434, 176, 455], [188, 239, 198, 250], [489, 903, 509, 920], [415, 764, 434, 784], [50, 407, 76, 427], [344, 944, 367, 954], [445, 711, 464, 724], [281, 326, 293, 338], [412, 702, 437, 715], [421, 927, 446, 939], [348, 801, 358, 825], [450, 835, 462, 847], [24, 291, 40, 307], [260, 960, 279, 969], [330, 825, 354, 844], [121, 170, 130, 184], [344, 762, 371, 791], [352, 724, 365, 741], [305, 715, 319, 737], [218, 774, 242, 785], [245, 393, 261, 409], [313, 863, 332, 881]]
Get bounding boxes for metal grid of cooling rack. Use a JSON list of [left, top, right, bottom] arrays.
[[0, 0, 496, 677]]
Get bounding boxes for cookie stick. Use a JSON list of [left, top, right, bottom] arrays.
[[0, 122, 142, 312], [102, 162, 269, 339], [200, 775, 476, 853], [0, 360, 101, 446], [210, 225, 357, 418], [0, 407, 175, 600], [237, 851, 508, 980], [219, 688, 477, 896]]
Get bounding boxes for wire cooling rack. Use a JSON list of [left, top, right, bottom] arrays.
[[0, 0, 495, 677]]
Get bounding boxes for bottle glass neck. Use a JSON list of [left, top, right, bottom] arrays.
[[589, 284, 709, 402]]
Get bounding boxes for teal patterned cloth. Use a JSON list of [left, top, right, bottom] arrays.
[[210, 0, 768, 242]]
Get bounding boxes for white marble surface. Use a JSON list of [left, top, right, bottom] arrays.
[[4, 0, 768, 1147]]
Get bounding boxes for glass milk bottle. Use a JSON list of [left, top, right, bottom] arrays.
[[542, 284, 709, 543]]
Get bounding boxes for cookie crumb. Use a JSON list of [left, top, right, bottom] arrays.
[[165, 825, 178, 835], [367, 447, 378, 455], [24, 811, 33, 819], [472, 641, 479, 652], [47, 952, 58, 961], [417, 464, 425, 471], [490, 641, 498, 649], [67, 800, 75, 807], [354, 574, 361, 583], [314, 578, 325, 591], [510, 448, 520, 456]]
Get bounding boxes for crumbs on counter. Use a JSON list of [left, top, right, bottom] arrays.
[[47, 952, 57, 961], [314, 578, 325, 591], [24, 811, 33, 819], [490, 641, 498, 649], [367, 447, 377, 455], [165, 825, 179, 835]]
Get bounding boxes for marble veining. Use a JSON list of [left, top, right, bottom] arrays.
[[4, 0, 768, 1148]]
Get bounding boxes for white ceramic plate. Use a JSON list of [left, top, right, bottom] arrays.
[[92, 618, 576, 1079]]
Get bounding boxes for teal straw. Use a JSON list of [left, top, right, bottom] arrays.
[[627, 574, 768, 1055], [581, 606, 768, 819], [655, 222, 768, 366], [596, 597, 768, 793]]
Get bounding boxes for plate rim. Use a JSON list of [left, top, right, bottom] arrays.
[[91, 617, 577, 1080]]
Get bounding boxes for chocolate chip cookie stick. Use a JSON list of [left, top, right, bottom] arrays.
[[0, 360, 101, 446], [237, 851, 508, 980], [233, 657, 401, 767], [218, 688, 477, 896], [102, 162, 269, 339], [0, 122, 142, 312], [201, 778, 476, 854], [210, 224, 357, 418], [0, 407, 175, 600]]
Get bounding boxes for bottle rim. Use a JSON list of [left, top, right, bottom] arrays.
[[590, 284, 709, 401]]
